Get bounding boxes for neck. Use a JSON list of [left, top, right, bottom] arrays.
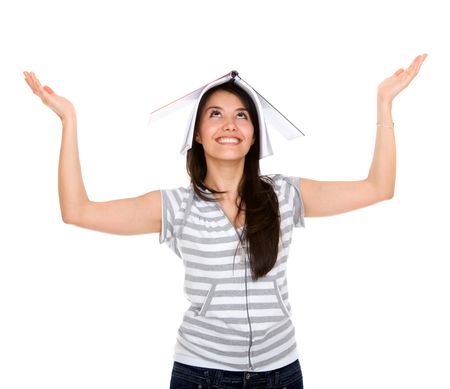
[[203, 157, 245, 197]]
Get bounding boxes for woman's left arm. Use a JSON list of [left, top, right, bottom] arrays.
[[301, 53, 427, 217]]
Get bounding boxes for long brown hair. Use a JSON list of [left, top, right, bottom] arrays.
[[186, 81, 280, 281]]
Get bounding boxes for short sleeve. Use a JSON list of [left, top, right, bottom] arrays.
[[271, 175, 305, 228], [159, 187, 188, 257], [285, 176, 306, 228]]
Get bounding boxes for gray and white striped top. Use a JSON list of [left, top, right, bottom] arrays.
[[160, 174, 305, 372]]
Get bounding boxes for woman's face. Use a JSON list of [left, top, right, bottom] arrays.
[[195, 89, 255, 162]]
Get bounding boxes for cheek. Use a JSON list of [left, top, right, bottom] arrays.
[[195, 125, 207, 143], [246, 125, 255, 142], [196, 120, 215, 140]]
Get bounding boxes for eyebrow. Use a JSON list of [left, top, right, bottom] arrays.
[[205, 105, 248, 111]]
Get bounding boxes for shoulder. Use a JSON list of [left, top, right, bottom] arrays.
[[161, 185, 190, 198], [265, 174, 305, 227], [264, 174, 304, 209], [160, 184, 192, 209], [264, 174, 301, 193]]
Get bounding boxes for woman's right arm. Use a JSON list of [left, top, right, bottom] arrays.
[[24, 71, 161, 235]]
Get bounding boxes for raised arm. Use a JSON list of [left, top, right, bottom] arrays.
[[24, 71, 161, 235], [301, 54, 427, 217]]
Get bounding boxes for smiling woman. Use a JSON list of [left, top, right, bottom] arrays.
[[187, 81, 282, 283], [196, 90, 255, 157], [23, 54, 427, 388]]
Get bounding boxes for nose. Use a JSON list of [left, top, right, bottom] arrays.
[[222, 116, 237, 131]]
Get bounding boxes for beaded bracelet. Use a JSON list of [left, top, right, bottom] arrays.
[[377, 122, 394, 128]]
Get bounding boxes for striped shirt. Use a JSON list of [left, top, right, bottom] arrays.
[[159, 174, 305, 372]]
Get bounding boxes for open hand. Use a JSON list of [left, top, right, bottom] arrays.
[[377, 54, 427, 103], [24, 71, 76, 121]]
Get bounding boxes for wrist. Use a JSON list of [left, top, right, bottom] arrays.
[[377, 95, 392, 120], [377, 93, 393, 108], [61, 111, 77, 126], [61, 115, 77, 129]]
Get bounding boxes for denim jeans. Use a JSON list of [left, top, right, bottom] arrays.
[[169, 359, 303, 389]]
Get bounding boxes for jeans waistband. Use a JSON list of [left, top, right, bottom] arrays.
[[171, 358, 303, 387]]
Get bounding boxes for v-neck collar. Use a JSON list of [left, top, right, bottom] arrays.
[[201, 187, 245, 235]]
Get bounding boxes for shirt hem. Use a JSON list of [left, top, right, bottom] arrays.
[[173, 347, 299, 372]]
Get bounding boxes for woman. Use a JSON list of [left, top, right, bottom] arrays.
[[23, 54, 427, 389]]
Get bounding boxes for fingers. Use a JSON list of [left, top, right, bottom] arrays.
[[23, 71, 41, 96], [23, 71, 36, 93], [404, 53, 427, 78], [417, 53, 427, 73], [23, 71, 53, 98]]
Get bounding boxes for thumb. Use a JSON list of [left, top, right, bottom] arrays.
[[43, 85, 55, 94], [394, 68, 404, 77]]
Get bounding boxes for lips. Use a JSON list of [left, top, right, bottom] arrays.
[[216, 137, 241, 144]]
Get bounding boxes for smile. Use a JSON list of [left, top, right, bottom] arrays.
[[216, 137, 241, 144]]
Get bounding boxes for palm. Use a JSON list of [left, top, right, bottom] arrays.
[[24, 71, 75, 120], [378, 54, 427, 102]]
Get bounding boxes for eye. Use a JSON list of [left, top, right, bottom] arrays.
[[236, 111, 248, 119], [209, 110, 222, 118]]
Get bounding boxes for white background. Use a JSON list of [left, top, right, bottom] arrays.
[[1, 0, 449, 388]]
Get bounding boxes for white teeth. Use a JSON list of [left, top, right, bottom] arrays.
[[217, 137, 240, 144]]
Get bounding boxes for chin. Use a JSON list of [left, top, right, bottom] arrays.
[[207, 150, 248, 162]]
